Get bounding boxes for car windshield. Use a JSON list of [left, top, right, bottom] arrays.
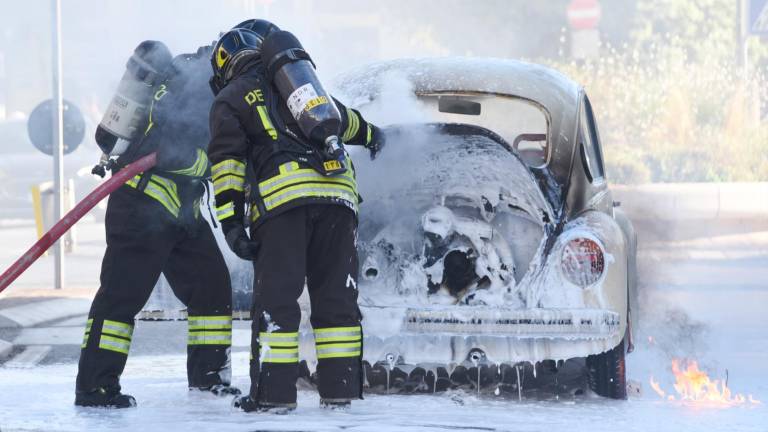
[[416, 92, 550, 168]]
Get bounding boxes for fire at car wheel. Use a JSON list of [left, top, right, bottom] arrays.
[[586, 337, 627, 399]]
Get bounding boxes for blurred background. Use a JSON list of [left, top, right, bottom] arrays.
[[1, 0, 766, 188], [1, 0, 767, 275]]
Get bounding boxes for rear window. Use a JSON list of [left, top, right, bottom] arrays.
[[417, 92, 550, 168]]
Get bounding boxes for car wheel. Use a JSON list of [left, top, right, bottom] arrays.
[[586, 337, 627, 399]]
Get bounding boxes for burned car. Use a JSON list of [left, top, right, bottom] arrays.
[[142, 57, 638, 400], [336, 58, 638, 400]]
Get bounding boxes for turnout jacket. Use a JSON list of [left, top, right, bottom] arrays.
[[115, 53, 213, 222], [208, 61, 375, 227]]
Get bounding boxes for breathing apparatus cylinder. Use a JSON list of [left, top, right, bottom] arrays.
[[95, 40, 172, 155], [260, 31, 346, 175]]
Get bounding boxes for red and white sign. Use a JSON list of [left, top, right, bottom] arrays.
[[567, 0, 602, 31]]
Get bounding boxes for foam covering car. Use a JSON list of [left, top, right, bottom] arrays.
[[142, 57, 638, 400]]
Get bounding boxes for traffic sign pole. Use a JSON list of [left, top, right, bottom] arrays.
[[567, 0, 602, 60], [51, 0, 64, 289]]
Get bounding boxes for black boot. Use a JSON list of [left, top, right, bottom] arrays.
[[233, 395, 296, 414], [75, 387, 136, 408], [320, 398, 351, 410], [191, 384, 242, 397]]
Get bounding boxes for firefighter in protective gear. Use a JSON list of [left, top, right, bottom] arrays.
[[208, 24, 383, 412], [75, 44, 240, 408]]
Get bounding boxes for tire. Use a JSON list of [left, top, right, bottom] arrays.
[[586, 338, 627, 399]]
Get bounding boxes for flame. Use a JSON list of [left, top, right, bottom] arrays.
[[650, 359, 761, 407]]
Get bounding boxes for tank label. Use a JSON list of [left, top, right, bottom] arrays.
[[102, 94, 144, 139], [287, 83, 326, 119]]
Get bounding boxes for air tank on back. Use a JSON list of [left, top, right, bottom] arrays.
[[260, 30, 346, 175], [95, 40, 172, 155]]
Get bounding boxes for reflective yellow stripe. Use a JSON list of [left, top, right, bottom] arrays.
[[313, 326, 361, 343], [149, 176, 180, 207], [212, 159, 246, 194], [212, 159, 245, 178], [256, 106, 277, 140], [342, 108, 359, 142], [366, 124, 373, 145], [144, 97, 158, 135], [81, 319, 93, 348], [314, 333, 361, 343], [259, 331, 299, 347], [102, 320, 133, 339], [278, 161, 300, 174], [261, 347, 299, 363], [263, 183, 358, 211], [259, 168, 356, 197], [99, 335, 131, 355], [313, 326, 361, 335], [216, 202, 235, 221], [252, 160, 358, 221], [125, 174, 181, 217], [169, 149, 209, 177], [213, 175, 245, 194], [143, 182, 180, 217], [316, 342, 362, 359], [188, 331, 232, 346], [188, 315, 232, 331]]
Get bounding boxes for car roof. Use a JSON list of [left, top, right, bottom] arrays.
[[335, 57, 584, 197]]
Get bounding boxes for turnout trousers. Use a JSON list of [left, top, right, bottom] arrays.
[[76, 187, 233, 394], [248, 204, 362, 405]]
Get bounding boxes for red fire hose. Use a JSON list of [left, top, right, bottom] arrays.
[[0, 153, 157, 293]]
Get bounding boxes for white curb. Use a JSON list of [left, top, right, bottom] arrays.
[[0, 298, 91, 328]]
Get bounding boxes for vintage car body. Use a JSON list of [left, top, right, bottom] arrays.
[[142, 57, 638, 399], [334, 58, 638, 398]]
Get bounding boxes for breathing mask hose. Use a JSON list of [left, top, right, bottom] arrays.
[[261, 31, 346, 175]]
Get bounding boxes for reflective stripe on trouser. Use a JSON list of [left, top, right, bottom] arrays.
[[98, 319, 134, 355], [76, 187, 234, 393], [248, 205, 361, 403], [188, 315, 232, 346], [258, 331, 299, 363], [314, 326, 362, 359], [81, 318, 93, 348]]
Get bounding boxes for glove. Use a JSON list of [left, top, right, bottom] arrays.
[[222, 221, 260, 260], [366, 125, 386, 160]]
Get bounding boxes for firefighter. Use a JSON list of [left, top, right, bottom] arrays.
[[75, 43, 240, 408], [207, 20, 383, 412]]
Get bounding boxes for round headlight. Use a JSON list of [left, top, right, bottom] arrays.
[[560, 237, 605, 287]]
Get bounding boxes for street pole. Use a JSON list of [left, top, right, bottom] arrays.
[[51, 0, 64, 289], [739, 0, 750, 76]]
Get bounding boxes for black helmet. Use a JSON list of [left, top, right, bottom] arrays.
[[233, 18, 280, 36], [209, 28, 263, 93]]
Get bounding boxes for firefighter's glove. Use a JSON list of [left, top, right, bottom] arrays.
[[222, 222, 260, 261], [366, 126, 386, 160]]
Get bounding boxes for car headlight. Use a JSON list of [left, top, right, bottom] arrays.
[[560, 236, 605, 287]]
